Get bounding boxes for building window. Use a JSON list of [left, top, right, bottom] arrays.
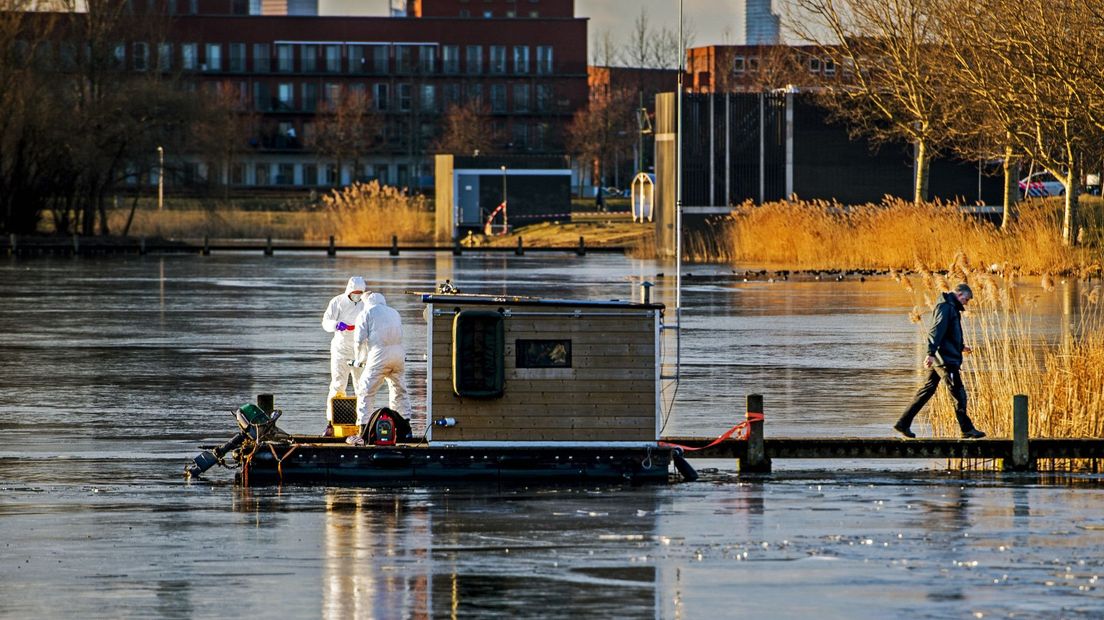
[[534, 122, 548, 148], [277, 163, 294, 185], [253, 43, 269, 72], [443, 83, 461, 106], [489, 45, 506, 74], [419, 84, 436, 112], [483, 10, 492, 17], [276, 44, 293, 72], [301, 82, 318, 111], [186, 0, 197, 13], [277, 82, 294, 110], [512, 45, 529, 73], [465, 45, 482, 74], [824, 59, 836, 75], [467, 83, 483, 103], [535, 45, 552, 74], [181, 43, 197, 71], [747, 56, 760, 73], [303, 163, 318, 186], [442, 45, 459, 73], [249, 0, 260, 13], [231, 163, 245, 185], [511, 122, 527, 149], [535, 83, 551, 112], [373, 83, 389, 110], [398, 83, 412, 111], [370, 45, 388, 73], [452, 311, 505, 398], [323, 82, 340, 105], [255, 163, 269, 185], [512, 84, 529, 112], [348, 45, 366, 73], [204, 43, 221, 72], [229, 43, 246, 72], [300, 44, 317, 72], [253, 82, 271, 111], [516, 339, 570, 368], [490, 84, 506, 112], [419, 46, 435, 73], [157, 43, 171, 71], [395, 45, 413, 73], [733, 55, 745, 75], [808, 57, 821, 73], [324, 45, 341, 72], [132, 42, 148, 71]]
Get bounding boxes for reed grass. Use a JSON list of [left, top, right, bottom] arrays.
[[712, 197, 1103, 276], [106, 181, 433, 242], [899, 265, 1104, 448]]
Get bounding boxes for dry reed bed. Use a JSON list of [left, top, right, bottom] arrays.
[[897, 260, 1104, 443], [705, 198, 1103, 276], [108, 181, 433, 242]]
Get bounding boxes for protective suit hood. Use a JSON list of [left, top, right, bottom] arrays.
[[345, 276, 367, 295], [365, 292, 387, 307]]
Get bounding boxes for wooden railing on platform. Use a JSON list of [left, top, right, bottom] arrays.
[[663, 394, 1103, 473]]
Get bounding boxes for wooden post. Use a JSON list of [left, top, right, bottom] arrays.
[[390, 234, 400, 256], [1006, 394, 1034, 471], [8, 233, 15, 256], [327, 235, 336, 257], [452, 237, 463, 256], [576, 235, 586, 256], [257, 394, 274, 414], [202, 235, 211, 256], [741, 394, 771, 473], [139, 237, 147, 255], [72, 234, 79, 256], [515, 236, 524, 256], [264, 236, 273, 256]]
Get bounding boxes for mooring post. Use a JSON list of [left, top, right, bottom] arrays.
[[257, 394, 274, 415], [72, 234, 79, 257], [139, 237, 146, 255], [390, 234, 400, 256], [741, 394, 771, 473], [576, 235, 586, 256], [1006, 394, 1034, 472], [515, 236, 525, 256], [202, 235, 210, 256], [327, 235, 336, 257], [452, 237, 463, 256], [264, 236, 273, 257], [8, 233, 16, 257]]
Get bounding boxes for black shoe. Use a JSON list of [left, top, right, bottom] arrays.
[[893, 424, 916, 439], [961, 429, 986, 439]]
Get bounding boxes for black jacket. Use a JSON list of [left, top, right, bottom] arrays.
[[927, 292, 966, 367]]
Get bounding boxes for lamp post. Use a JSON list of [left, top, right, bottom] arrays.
[[157, 146, 164, 211], [500, 165, 508, 233]]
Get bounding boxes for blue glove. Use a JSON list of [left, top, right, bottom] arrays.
[[336, 321, 351, 331]]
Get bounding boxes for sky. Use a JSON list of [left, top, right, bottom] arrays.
[[316, 1, 795, 48]]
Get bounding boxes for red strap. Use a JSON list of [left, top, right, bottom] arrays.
[[659, 413, 765, 452]]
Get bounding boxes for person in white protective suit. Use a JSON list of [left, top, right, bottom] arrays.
[[321, 276, 366, 420], [350, 292, 412, 432]]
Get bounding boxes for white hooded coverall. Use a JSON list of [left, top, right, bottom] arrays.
[[322, 276, 366, 420], [353, 292, 412, 425]]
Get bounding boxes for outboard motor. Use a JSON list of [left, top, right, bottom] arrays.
[[185, 403, 284, 479]]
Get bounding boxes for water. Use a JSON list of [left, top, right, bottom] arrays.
[[2, 254, 1102, 618]]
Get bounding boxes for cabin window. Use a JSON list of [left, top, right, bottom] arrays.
[[452, 310, 505, 398], [515, 339, 571, 368]]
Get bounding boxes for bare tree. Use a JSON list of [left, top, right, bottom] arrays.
[[432, 100, 498, 156], [793, 0, 960, 203], [306, 88, 380, 185], [566, 84, 637, 192]]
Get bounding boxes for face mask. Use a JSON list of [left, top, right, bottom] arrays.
[[349, 293, 363, 303]]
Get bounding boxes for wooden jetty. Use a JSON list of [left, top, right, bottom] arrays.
[[666, 395, 1104, 473], [4, 234, 615, 257]]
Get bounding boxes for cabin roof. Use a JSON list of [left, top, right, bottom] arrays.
[[418, 293, 664, 310]]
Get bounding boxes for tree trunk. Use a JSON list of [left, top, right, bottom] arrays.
[[1001, 142, 1018, 231], [913, 140, 930, 204], [97, 191, 110, 236], [1062, 162, 1079, 246]]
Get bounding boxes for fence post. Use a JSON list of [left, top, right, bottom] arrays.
[[139, 237, 147, 256], [741, 394, 771, 473], [202, 235, 211, 256], [72, 234, 79, 257], [515, 236, 524, 256], [452, 237, 463, 256], [265, 236, 273, 257], [327, 235, 336, 257], [576, 235, 586, 256], [9, 233, 16, 257], [1006, 394, 1034, 471], [390, 235, 400, 256]]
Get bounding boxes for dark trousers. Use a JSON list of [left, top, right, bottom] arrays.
[[896, 364, 977, 433]]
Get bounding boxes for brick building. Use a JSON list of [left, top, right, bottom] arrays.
[[93, 0, 589, 189], [686, 44, 840, 94]]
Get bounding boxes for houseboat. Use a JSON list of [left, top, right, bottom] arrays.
[[187, 289, 690, 484]]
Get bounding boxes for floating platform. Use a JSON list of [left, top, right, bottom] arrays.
[[240, 438, 673, 484]]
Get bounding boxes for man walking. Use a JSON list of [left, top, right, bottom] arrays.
[[894, 283, 987, 439]]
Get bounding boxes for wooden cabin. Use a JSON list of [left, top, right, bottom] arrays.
[[422, 293, 664, 446]]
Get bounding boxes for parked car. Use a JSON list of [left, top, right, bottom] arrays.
[[1019, 172, 1065, 198]]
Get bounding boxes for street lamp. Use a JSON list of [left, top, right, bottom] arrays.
[[157, 146, 164, 211], [500, 165, 508, 233]]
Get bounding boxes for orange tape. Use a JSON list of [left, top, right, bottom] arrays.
[[659, 412, 765, 452]]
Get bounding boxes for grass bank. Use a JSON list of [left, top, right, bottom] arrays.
[[701, 198, 1104, 276], [898, 265, 1104, 448]]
